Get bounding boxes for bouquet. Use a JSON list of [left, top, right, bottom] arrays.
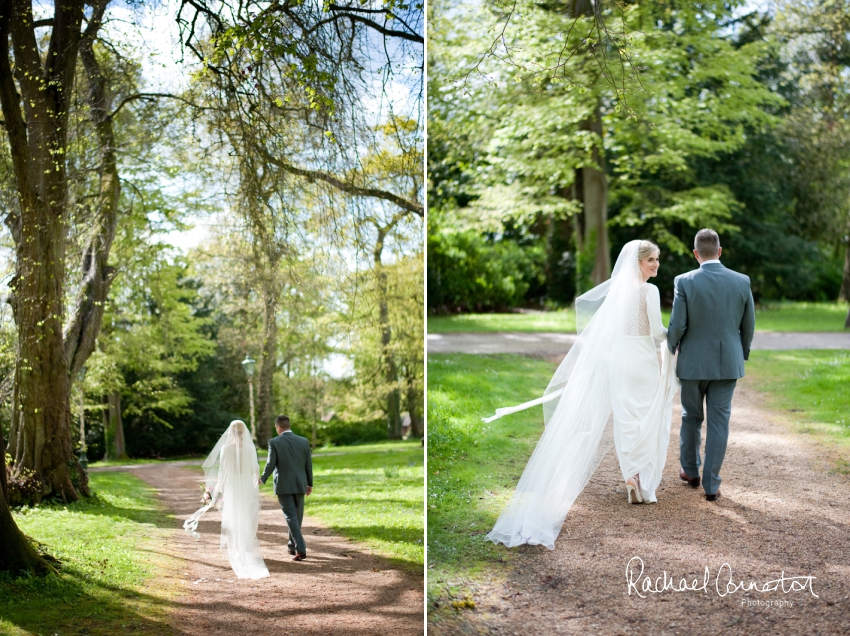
[[200, 484, 212, 505]]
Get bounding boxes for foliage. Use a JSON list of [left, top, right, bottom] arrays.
[[260, 440, 424, 569], [341, 251, 425, 432], [427, 0, 848, 309], [427, 353, 555, 606], [0, 473, 178, 635], [427, 223, 546, 312]]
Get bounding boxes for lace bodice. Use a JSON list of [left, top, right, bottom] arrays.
[[625, 283, 667, 339]]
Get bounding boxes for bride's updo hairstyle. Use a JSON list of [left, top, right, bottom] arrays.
[[637, 240, 660, 261]]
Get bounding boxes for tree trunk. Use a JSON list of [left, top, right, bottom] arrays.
[[106, 392, 126, 460], [0, 0, 117, 501], [0, 432, 55, 575], [374, 228, 403, 439], [579, 104, 610, 288], [256, 279, 279, 446], [407, 382, 423, 438], [65, 1, 120, 378]]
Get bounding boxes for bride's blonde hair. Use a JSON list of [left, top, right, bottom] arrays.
[[638, 240, 660, 261]]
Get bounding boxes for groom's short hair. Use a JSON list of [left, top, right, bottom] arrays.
[[694, 229, 720, 258], [275, 415, 291, 429]]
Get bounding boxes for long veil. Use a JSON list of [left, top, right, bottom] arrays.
[[184, 420, 269, 579], [485, 240, 648, 549]]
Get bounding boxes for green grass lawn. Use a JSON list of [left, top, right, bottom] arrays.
[[745, 350, 850, 456], [428, 302, 849, 334], [1, 472, 180, 635], [427, 353, 555, 608], [260, 439, 424, 571], [428, 310, 577, 333]]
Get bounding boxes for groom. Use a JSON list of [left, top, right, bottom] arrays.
[[260, 415, 313, 561], [667, 229, 755, 501]]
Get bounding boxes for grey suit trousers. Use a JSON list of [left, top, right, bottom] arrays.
[[679, 379, 737, 496], [278, 493, 306, 555]]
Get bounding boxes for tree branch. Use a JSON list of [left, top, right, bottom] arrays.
[[110, 92, 213, 118], [259, 147, 423, 217], [320, 11, 423, 44]]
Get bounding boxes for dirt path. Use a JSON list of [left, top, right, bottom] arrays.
[[427, 331, 850, 355], [430, 378, 850, 635], [122, 463, 423, 635]]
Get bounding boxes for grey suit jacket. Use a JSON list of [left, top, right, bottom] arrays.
[[260, 431, 313, 495], [666, 262, 755, 380]]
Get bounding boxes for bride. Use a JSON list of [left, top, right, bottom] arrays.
[[184, 420, 270, 579], [484, 240, 679, 549]]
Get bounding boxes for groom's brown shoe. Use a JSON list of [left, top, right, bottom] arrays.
[[705, 491, 721, 502], [679, 469, 700, 488], [292, 553, 306, 561]]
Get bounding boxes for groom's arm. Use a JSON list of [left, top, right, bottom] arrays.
[[740, 284, 755, 360], [305, 446, 313, 491], [260, 441, 276, 485], [667, 276, 688, 354]]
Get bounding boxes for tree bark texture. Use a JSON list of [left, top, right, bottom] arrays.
[[0, 0, 118, 501], [1, 0, 86, 502]]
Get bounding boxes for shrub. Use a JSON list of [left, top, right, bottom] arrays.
[[427, 229, 546, 312], [5, 454, 43, 506]]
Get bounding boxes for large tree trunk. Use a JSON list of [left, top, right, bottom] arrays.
[[1, 0, 85, 501], [0, 433, 55, 575], [0, 0, 117, 502]]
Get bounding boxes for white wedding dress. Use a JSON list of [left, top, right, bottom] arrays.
[[184, 420, 270, 579], [484, 241, 679, 549]]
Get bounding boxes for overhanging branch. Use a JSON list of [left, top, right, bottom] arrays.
[[258, 146, 423, 216]]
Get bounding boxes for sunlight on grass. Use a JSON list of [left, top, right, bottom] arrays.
[[260, 440, 424, 570], [746, 350, 850, 454], [427, 354, 555, 605], [428, 310, 576, 333], [754, 302, 849, 332], [428, 302, 849, 334], [2, 472, 180, 635]]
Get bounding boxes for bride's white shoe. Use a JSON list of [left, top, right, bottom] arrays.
[[625, 475, 644, 504]]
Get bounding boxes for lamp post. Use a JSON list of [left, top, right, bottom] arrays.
[[241, 356, 257, 443], [78, 366, 88, 469]]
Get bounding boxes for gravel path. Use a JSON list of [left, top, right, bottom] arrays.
[[427, 331, 850, 355], [429, 379, 850, 635], [121, 463, 424, 635]]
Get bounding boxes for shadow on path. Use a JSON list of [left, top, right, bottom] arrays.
[[131, 463, 424, 635]]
